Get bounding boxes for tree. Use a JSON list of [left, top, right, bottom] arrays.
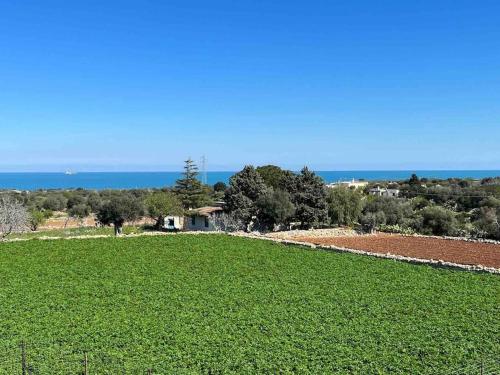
[[174, 158, 211, 209], [42, 194, 67, 211], [326, 186, 363, 226], [68, 204, 91, 227], [289, 167, 328, 228], [360, 211, 386, 233], [256, 189, 295, 231], [224, 165, 269, 228], [97, 195, 144, 235], [28, 209, 52, 231], [408, 173, 420, 186], [417, 206, 459, 236], [363, 196, 413, 226], [256, 165, 295, 190], [0, 196, 29, 239], [145, 191, 184, 229], [213, 181, 227, 192]]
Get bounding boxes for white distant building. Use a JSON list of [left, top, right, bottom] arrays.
[[326, 179, 368, 189], [186, 206, 223, 231], [369, 186, 400, 197]]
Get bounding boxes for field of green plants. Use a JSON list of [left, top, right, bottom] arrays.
[[0, 235, 498, 373]]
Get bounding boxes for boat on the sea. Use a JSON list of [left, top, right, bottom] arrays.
[[64, 170, 76, 175]]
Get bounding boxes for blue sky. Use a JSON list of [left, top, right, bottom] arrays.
[[0, 0, 499, 172]]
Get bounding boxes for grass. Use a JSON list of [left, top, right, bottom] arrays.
[[0, 235, 498, 373], [5, 225, 143, 240]]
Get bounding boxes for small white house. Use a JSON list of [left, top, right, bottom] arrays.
[[185, 206, 223, 231], [162, 215, 184, 231], [369, 186, 400, 197]]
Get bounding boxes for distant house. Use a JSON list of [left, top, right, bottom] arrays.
[[326, 179, 368, 189], [185, 206, 223, 231], [369, 186, 400, 197], [162, 215, 184, 231]]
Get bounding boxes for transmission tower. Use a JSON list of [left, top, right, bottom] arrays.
[[201, 155, 208, 185]]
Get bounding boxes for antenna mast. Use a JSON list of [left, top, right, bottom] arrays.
[[201, 155, 207, 185]]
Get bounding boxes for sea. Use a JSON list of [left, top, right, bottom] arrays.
[[0, 170, 499, 191]]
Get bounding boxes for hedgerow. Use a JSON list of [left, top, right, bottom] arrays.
[[0, 235, 498, 373]]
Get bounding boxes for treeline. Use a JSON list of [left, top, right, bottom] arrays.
[[0, 159, 223, 236], [1, 163, 499, 240], [222, 168, 500, 239]]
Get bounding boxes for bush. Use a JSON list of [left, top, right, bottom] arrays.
[[416, 206, 459, 236], [363, 196, 412, 226]]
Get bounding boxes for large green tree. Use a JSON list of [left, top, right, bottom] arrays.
[[256, 165, 295, 190], [288, 167, 328, 228], [225, 165, 269, 227], [174, 158, 211, 209], [256, 189, 295, 230]]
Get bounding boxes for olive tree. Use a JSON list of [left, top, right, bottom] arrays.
[[97, 195, 144, 235], [0, 196, 29, 239]]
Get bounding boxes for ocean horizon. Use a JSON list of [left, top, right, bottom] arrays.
[[0, 170, 499, 191]]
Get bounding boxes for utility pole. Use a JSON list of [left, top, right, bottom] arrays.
[[200, 155, 208, 185]]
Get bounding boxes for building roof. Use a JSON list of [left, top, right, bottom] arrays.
[[190, 206, 223, 217]]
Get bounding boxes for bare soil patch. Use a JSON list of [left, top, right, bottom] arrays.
[[295, 233, 500, 269]]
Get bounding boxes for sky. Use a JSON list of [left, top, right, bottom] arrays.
[[0, 0, 499, 172]]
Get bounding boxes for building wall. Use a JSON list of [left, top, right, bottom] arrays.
[[185, 215, 217, 231]]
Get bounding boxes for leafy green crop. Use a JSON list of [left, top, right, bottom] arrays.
[[0, 235, 498, 373]]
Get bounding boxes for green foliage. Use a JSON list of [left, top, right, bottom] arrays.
[[363, 196, 413, 226], [326, 186, 363, 226], [288, 167, 328, 228], [360, 210, 386, 232], [0, 235, 497, 373], [256, 189, 295, 230], [213, 181, 227, 192], [416, 206, 459, 236], [97, 195, 144, 235], [174, 158, 211, 209], [42, 194, 67, 211], [256, 165, 295, 189], [225, 166, 269, 227], [28, 209, 52, 231], [408, 173, 420, 186], [145, 191, 184, 229]]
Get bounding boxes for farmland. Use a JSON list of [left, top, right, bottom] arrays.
[[0, 235, 499, 373]]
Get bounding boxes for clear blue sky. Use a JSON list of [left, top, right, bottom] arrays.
[[1, 0, 499, 172]]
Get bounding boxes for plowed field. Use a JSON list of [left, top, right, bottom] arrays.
[[295, 234, 500, 268]]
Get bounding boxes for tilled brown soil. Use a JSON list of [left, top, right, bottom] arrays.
[[295, 234, 500, 269]]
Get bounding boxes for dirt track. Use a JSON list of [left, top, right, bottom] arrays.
[[295, 234, 500, 269]]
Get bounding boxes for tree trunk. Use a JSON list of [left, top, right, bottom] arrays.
[[114, 221, 124, 236]]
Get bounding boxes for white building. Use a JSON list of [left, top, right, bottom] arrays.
[[162, 216, 184, 231], [369, 186, 400, 197], [185, 206, 223, 231], [326, 179, 368, 189]]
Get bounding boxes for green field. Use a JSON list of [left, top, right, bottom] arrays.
[[0, 235, 498, 373]]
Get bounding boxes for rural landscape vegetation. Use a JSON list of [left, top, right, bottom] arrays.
[[0, 160, 499, 373], [1, 1, 500, 373]]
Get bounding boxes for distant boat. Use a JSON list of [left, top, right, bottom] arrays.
[[64, 170, 76, 175]]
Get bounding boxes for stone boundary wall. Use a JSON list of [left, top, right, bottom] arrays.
[[229, 232, 500, 275]]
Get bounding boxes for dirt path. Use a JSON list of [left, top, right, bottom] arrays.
[[295, 234, 500, 269]]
